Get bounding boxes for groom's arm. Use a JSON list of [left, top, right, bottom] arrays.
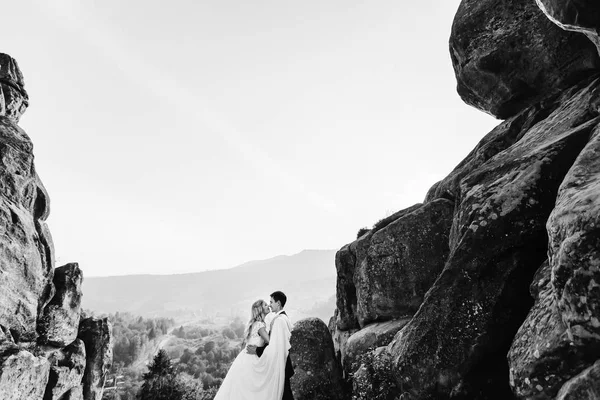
[[256, 344, 267, 357], [246, 344, 267, 356]]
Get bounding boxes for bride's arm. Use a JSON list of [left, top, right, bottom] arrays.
[[258, 327, 270, 344]]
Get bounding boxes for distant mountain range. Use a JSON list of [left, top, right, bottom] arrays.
[[81, 250, 337, 323]]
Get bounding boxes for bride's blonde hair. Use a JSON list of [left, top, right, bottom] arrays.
[[243, 299, 267, 342]]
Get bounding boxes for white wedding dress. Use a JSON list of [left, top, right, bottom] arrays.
[[214, 317, 290, 400]]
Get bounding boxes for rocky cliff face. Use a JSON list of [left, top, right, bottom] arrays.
[[0, 54, 112, 400], [326, 0, 600, 399]]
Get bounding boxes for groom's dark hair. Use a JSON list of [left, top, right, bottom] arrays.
[[270, 291, 287, 308]]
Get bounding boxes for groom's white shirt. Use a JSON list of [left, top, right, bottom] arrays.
[[264, 311, 276, 334]]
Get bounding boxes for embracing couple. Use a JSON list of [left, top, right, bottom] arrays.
[[214, 291, 295, 400]]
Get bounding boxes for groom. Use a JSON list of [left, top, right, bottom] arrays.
[[247, 290, 295, 400]]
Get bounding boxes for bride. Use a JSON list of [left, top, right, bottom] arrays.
[[213, 299, 289, 400]]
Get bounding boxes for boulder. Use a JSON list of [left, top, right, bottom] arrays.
[[43, 339, 86, 400], [556, 359, 600, 400], [38, 263, 83, 347], [450, 0, 600, 119], [388, 76, 600, 399], [508, 261, 591, 399], [290, 318, 345, 400], [355, 199, 453, 327], [536, 0, 600, 54], [0, 343, 50, 400], [78, 318, 112, 400], [344, 318, 410, 372], [335, 204, 422, 332], [0, 53, 28, 123]]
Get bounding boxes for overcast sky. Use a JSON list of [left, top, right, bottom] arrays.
[[4, 0, 497, 276]]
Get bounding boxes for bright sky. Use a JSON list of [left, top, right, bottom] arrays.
[[4, 0, 497, 276]]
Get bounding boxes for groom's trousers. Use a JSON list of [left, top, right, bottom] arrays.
[[282, 354, 294, 400]]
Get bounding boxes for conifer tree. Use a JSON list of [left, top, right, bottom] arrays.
[[139, 350, 184, 400]]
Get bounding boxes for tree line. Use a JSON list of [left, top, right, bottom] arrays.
[[103, 314, 246, 400]]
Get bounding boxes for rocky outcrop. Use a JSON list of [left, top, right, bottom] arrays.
[[78, 318, 112, 400], [334, 77, 600, 399], [536, 0, 600, 54], [389, 75, 600, 399], [0, 54, 111, 400], [290, 318, 345, 400], [0, 98, 54, 343], [38, 263, 83, 347], [328, 0, 600, 398], [450, 0, 600, 119]]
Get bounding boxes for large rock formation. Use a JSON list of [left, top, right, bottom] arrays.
[[329, 1, 600, 397], [390, 75, 600, 399], [0, 55, 54, 344], [450, 0, 600, 119], [0, 53, 112, 400]]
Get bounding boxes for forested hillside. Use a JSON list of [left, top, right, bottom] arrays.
[[103, 313, 247, 400]]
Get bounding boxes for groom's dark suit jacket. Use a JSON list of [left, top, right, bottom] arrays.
[[256, 311, 294, 400]]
